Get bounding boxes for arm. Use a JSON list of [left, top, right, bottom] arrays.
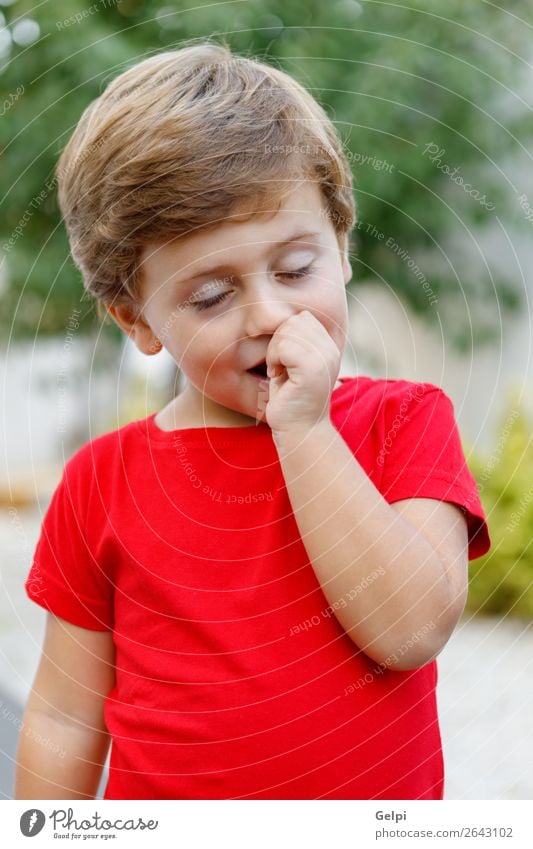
[[273, 421, 469, 670], [15, 614, 115, 799]]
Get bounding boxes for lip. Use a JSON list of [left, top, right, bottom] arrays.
[[248, 370, 270, 382], [246, 358, 269, 379], [247, 357, 267, 371]]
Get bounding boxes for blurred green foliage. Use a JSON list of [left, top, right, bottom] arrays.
[[467, 399, 533, 618], [1, 0, 532, 344]]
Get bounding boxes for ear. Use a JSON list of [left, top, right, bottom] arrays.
[[107, 303, 162, 356]]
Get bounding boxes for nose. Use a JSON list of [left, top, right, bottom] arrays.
[[242, 278, 296, 338]]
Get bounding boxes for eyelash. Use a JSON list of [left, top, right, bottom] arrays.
[[193, 264, 316, 311]]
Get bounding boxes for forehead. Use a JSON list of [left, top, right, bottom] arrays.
[[139, 182, 331, 271]]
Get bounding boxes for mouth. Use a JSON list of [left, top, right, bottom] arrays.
[[246, 360, 269, 380]]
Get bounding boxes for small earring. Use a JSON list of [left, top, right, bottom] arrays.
[[150, 339, 163, 354]]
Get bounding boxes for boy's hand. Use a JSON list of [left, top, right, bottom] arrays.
[[259, 310, 341, 436]]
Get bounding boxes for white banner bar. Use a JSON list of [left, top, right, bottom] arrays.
[[2, 800, 532, 848]]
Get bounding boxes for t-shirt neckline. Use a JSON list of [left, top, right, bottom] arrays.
[[137, 377, 352, 444]]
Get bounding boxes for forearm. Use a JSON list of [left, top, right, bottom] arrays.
[[273, 420, 454, 668], [15, 709, 110, 799]]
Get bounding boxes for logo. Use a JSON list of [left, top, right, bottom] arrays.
[[20, 809, 46, 837]]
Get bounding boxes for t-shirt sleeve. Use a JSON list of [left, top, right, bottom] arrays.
[[378, 382, 491, 561], [25, 450, 114, 631]]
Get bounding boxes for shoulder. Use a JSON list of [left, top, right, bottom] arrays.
[[331, 375, 460, 473], [333, 375, 452, 423], [61, 417, 146, 493]]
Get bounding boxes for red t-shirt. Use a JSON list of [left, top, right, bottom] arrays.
[[25, 376, 490, 800]]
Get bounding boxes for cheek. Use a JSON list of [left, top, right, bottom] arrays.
[[317, 292, 348, 350], [313, 286, 347, 328], [180, 327, 229, 374]]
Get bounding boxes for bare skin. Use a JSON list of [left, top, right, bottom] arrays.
[[15, 615, 115, 799]]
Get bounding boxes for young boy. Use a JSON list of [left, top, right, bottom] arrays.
[[17, 40, 490, 801]]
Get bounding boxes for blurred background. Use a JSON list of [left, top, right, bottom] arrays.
[[1, 0, 532, 800]]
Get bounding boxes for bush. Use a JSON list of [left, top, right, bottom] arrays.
[[466, 397, 533, 617]]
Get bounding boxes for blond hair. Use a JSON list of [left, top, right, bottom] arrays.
[[56, 38, 356, 317]]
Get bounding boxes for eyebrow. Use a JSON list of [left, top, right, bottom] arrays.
[[175, 229, 323, 285]]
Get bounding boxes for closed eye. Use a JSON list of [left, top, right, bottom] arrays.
[[194, 291, 229, 311], [193, 264, 316, 311], [280, 263, 315, 279]]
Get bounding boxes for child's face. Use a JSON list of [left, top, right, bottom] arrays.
[[109, 181, 352, 426]]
